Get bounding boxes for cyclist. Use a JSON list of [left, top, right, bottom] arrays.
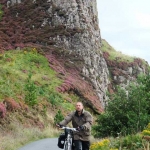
[[57, 102, 93, 150]]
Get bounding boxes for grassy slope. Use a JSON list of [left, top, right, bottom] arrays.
[[0, 48, 79, 150], [101, 39, 147, 65], [0, 49, 61, 99]]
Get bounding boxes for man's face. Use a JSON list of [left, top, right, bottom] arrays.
[[76, 102, 83, 112]]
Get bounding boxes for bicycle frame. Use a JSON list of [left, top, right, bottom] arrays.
[[60, 127, 77, 150]]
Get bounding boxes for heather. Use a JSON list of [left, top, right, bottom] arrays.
[[0, 1, 149, 149], [0, 49, 80, 150]]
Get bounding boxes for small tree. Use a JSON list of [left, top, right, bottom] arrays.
[[54, 109, 64, 125], [24, 73, 38, 106]]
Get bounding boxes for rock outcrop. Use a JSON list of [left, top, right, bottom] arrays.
[[101, 39, 149, 94], [0, 0, 148, 112], [0, 0, 109, 112]]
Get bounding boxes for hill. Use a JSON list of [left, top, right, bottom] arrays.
[[0, 1, 149, 149], [0, 48, 95, 149]]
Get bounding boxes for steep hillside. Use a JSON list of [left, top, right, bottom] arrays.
[[0, 0, 109, 110], [0, 1, 149, 149], [0, 49, 94, 149], [0, 49, 100, 117], [0, 0, 149, 114], [101, 39, 149, 94]]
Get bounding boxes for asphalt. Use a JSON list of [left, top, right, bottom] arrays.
[[18, 138, 60, 150]]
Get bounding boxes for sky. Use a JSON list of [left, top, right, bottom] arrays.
[[96, 0, 150, 64]]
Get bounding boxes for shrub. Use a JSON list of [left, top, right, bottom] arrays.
[[48, 92, 63, 107], [90, 139, 110, 150], [3, 97, 20, 111], [142, 123, 150, 136], [24, 73, 38, 106], [54, 109, 64, 125], [0, 102, 6, 118], [93, 74, 150, 137], [114, 134, 143, 150], [0, 4, 3, 21]]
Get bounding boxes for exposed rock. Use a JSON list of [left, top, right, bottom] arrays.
[[0, 0, 109, 112], [102, 39, 149, 92], [0, 0, 149, 113]]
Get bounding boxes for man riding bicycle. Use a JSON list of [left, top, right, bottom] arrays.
[[57, 102, 93, 150]]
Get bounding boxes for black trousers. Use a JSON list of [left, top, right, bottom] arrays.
[[73, 140, 90, 150]]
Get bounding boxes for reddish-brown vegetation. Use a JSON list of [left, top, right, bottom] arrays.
[[3, 97, 20, 111], [45, 53, 104, 113], [0, 0, 104, 113], [0, 102, 6, 118]]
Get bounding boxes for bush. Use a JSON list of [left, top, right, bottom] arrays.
[[0, 102, 6, 118], [4, 97, 20, 111], [114, 134, 143, 150], [48, 92, 63, 107], [142, 123, 150, 136], [0, 4, 3, 21], [90, 139, 110, 150], [54, 109, 64, 125], [93, 74, 150, 137], [24, 73, 38, 106]]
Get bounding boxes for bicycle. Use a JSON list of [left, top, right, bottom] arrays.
[[58, 126, 78, 150]]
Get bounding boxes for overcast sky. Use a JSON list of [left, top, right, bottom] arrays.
[[96, 0, 150, 64]]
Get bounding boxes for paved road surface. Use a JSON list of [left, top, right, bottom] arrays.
[[18, 138, 60, 150]]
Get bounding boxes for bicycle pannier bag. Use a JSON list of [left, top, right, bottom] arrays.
[[58, 132, 66, 149]]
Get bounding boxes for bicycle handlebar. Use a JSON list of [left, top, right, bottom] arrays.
[[60, 126, 78, 132]]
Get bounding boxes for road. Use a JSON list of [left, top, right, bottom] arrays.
[[18, 138, 60, 150]]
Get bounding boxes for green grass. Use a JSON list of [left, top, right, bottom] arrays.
[[101, 39, 147, 64], [0, 48, 80, 150], [0, 49, 62, 101], [0, 48, 80, 109], [0, 48, 149, 150]]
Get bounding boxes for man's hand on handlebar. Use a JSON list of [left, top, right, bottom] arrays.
[[76, 125, 85, 131], [56, 123, 63, 128]]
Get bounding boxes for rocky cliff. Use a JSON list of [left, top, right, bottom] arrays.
[[101, 39, 149, 94], [0, 0, 148, 112]]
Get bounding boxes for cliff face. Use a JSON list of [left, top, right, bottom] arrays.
[[42, 0, 110, 108], [0, 0, 148, 112], [0, 0, 109, 112]]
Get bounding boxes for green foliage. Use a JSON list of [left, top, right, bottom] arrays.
[[90, 134, 144, 150], [142, 123, 150, 136], [90, 139, 110, 150], [24, 73, 38, 106], [54, 109, 64, 125], [0, 49, 63, 100], [0, 49, 81, 149], [48, 92, 63, 107], [114, 134, 143, 150], [93, 74, 150, 138], [0, 67, 24, 99], [0, 4, 3, 21], [137, 74, 150, 114]]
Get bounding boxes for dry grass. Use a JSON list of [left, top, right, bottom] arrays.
[[0, 120, 60, 150], [101, 39, 135, 62]]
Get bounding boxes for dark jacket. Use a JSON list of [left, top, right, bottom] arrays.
[[59, 109, 93, 141]]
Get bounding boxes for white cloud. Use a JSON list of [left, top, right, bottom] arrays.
[[97, 0, 150, 64]]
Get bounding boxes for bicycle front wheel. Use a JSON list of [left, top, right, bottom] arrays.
[[64, 141, 72, 150]]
